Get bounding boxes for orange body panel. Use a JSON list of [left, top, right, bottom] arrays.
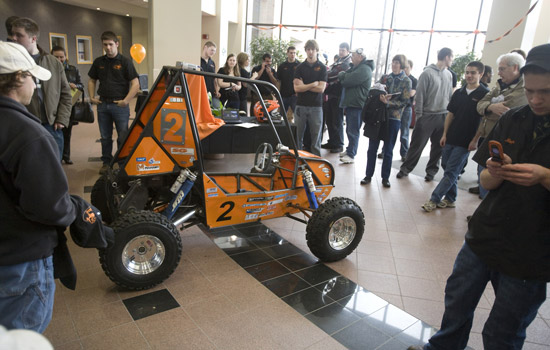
[[124, 137, 177, 176], [202, 173, 333, 228]]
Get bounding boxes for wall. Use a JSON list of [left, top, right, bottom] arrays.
[[1, 0, 133, 89], [131, 17, 149, 76]]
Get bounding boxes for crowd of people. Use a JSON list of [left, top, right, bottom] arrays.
[[2, 13, 550, 350]]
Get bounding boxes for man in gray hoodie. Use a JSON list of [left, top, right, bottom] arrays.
[[397, 48, 454, 181]]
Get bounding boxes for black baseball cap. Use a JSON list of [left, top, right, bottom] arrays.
[[520, 43, 550, 74], [69, 195, 114, 249]]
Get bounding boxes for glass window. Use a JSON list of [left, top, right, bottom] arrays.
[[282, 0, 318, 26], [352, 30, 389, 81], [354, 0, 393, 29], [317, 0, 355, 28], [428, 32, 478, 64], [388, 31, 431, 76], [247, 0, 282, 24], [315, 29, 353, 63], [433, 0, 483, 31], [280, 26, 316, 62], [477, 0, 494, 31], [392, 0, 436, 30]]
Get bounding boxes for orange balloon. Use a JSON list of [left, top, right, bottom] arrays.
[[130, 44, 146, 64]]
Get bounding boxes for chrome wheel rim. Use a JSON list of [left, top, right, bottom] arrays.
[[328, 217, 356, 250], [122, 235, 165, 275]]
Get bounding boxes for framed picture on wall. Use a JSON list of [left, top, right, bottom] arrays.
[[49, 33, 67, 54], [76, 35, 92, 64]]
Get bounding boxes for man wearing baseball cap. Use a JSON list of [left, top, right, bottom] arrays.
[[408, 43, 550, 350], [0, 41, 76, 332]]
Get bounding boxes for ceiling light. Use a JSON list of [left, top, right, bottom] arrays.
[[96, 7, 100, 10], [143, 0, 148, 2], [126, 14, 130, 16]]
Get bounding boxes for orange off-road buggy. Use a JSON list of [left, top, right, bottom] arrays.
[[92, 66, 364, 290]]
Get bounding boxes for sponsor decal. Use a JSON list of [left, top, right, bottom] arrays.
[[246, 208, 263, 213], [171, 147, 194, 155], [284, 195, 297, 201], [137, 164, 160, 172], [267, 199, 283, 206], [136, 157, 146, 162], [206, 187, 218, 193], [169, 97, 183, 103], [148, 158, 161, 165], [171, 190, 185, 211], [322, 168, 330, 173], [319, 164, 325, 168], [247, 196, 273, 202], [267, 205, 277, 210], [259, 211, 274, 218], [242, 203, 266, 208], [325, 174, 330, 178], [207, 193, 219, 197], [274, 193, 286, 199], [245, 214, 258, 221], [83, 207, 97, 224]]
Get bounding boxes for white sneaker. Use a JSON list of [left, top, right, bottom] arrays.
[[340, 154, 354, 164], [339, 151, 347, 158], [437, 198, 456, 208], [422, 200, 437, 212]]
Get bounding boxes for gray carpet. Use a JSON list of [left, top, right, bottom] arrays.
[[391, 153, 478, 191]]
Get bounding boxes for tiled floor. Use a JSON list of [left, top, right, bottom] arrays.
[[44, 107, 550, 349]]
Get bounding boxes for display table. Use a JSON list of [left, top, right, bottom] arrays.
[[201, 117, 298, 154]]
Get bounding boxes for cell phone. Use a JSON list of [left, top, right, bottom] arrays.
[[488, 140, 504, 163]]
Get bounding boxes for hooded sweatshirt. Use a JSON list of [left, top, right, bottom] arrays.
[[414, 63, 453, 118]]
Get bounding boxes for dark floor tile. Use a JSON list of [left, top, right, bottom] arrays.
[[245, 260, 290, 282], [88, 156, 102, 162], [262, 242, 303, 259], [212, 236, 258, 256], [248, 232, 287, 249], [281, 286, 335, 315], [230, 249, 273, 268], [261, 273, 311, 298], [294, 263, 340, 285], [336, 288, 389, 318], [393, 320, 437, 348], [332, 317, 391, 350], [278, 252, 319, 271], [314, 276, 359, 301], [235, 224, 276, 238], [83, 186, 93, 193], [362, 304, 418, 337], [374, 338, 410, 350], [305, 302, 361, 335], [122, 288, 179, 321]]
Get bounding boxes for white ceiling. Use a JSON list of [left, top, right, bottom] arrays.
[[54, 0, 149, 19]]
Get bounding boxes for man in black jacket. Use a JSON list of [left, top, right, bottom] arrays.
[[0, 42, 76, 332]]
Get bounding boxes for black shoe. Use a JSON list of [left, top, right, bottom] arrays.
[[360, 177, 371, 185], [321, 143, 334, 149], [377, 152, 383, 159], [382, 179, 391, 188], [63, 158, 73, 165], [329, 147, 344, 153], [396, 170, 408, 179], [425, 174, 434, 182], [468, 186, 480, 194]]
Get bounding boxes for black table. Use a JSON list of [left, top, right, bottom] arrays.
[[201, 117, 298, 154]]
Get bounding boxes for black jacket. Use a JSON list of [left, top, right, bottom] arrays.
[[0, 95, 76, 266], [362, 89, 388, 140]]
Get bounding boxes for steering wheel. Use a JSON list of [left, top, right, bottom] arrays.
[[254, 143, 274, 173]]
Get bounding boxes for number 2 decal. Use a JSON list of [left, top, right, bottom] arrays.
[[216, 201, 234, 222], [160, 109, 186, 144]]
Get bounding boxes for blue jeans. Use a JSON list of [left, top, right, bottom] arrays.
[[430, 144, 469, 203], [295, 105, 323, 156], [42, 123, 64, 161], [282, 95, 297, 113], [0, 256, 55, 333], [97, 102, 130, 164], [365, 118, 400, 180], [400, 105, 412, 158], [426, 243, 546, 350], [344, 107, 362, 158]]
